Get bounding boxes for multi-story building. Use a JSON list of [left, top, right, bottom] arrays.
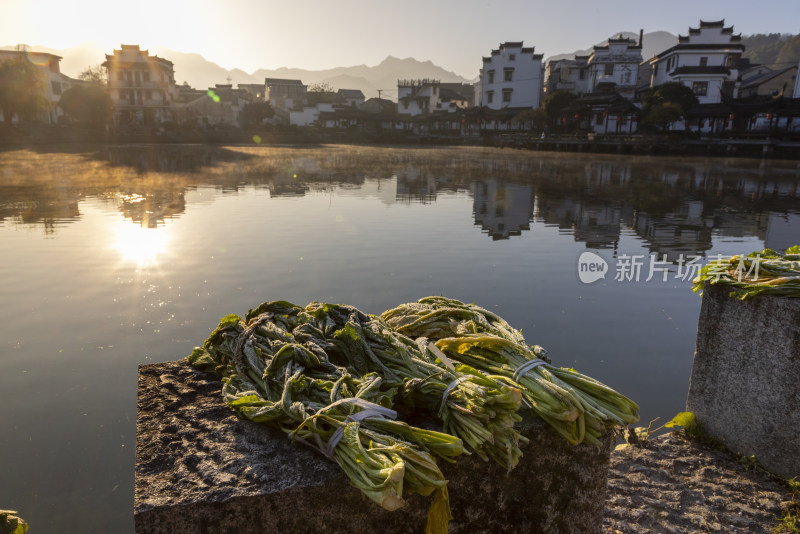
[[586, 33, 643, 99], [545, 55, 590, 96], [397, 79, 440, 116], [103, 44, 177, 126], [646, 20, 744, 104], [480, 42, 544, 109], [265, 78, 306, 110], [0, 49, 64, 124]]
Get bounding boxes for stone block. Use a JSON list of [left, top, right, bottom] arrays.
[[135, 360, 611, 533], [687, 282, 800, 480]]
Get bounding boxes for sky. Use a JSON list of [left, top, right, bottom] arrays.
[[2, 0, 798, 78]]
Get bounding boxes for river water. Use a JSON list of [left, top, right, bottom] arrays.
[[1, 144, 798, 532]]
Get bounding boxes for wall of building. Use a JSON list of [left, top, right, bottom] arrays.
[[481, 43, 543, 109]]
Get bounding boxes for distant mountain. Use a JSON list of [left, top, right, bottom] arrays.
[[546, 31, 678, 64], [742, 33, 800, 68], [248, 56, 471, 100]]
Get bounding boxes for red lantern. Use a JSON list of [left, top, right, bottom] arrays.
[[562, 117, 567, 124], [766, 114, 772, 120], [729, 114, 735, 121], [574, 113, 579, 119]]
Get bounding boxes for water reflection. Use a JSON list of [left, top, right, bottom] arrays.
[[113, 222, 170, 266], [0, 146, 798, 255]]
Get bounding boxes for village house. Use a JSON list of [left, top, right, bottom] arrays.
[[585, 32, 643, 100], [480, 42, 544, 109], [0, 48, 65, 124], [264, 78, 306, 110], [175, 84, 253, 128], [646, 20, 744, 104], [103, 45, 177, 127], [545, 55, 590, 96], [337, 89, 365, 107], [738, 65, 798, 98], [397, 79, 440, 116]]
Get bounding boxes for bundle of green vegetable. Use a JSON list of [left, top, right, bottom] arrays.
[[301, 301, 525, 471], [692, 246, 800, 299], [381, 297, 640, 446], [188, 301, 463, 533]]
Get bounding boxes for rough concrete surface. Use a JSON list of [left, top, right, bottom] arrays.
[[135, 360, 612, 534], [687, 283, 800, 480], [604, 433, 793, 534]]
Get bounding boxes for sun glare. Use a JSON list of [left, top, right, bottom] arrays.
[[113, 222, 170, 266]]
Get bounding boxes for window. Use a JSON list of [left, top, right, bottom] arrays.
[[502, 89, 512, 103], [487, 70, 495, 84], [509, 54, 516, 61], [579, 68, 585, 80], [118, 72, 125, 81], [487, 91, 494, 104], [504, 68, 514, 82], [699, 57, 708, 67], [595, 113, 604, 125], [143, 72, 150, 82], [726, 55, 739, 68], [692, 81, 708, 96], [145, 90, 152, 100], [51, 81, 61, 95], [604, 63, 614, 76]]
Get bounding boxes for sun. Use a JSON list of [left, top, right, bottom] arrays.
[[113, 222, 170, 267]]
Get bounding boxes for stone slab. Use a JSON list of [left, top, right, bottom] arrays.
[[135, 360, 612, 533], [687, 282, 800, 480]]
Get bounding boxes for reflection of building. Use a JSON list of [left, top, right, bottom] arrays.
[[0, 49, 64, 124], [396, 170, 436, 203], [103, 45, 177, 126], [535, 198, 626, 249], [472, 180, 535, 240], [480, 42, 544, 110], [764, 212, 800, 252], [632, 201, 714, 261]]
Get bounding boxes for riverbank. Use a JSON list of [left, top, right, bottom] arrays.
[[604, 432, 796, 533], [3, 123, 800, 160]]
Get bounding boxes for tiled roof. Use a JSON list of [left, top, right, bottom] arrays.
[[265, 78, 304, 86]]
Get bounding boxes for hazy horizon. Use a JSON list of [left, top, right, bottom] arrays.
[[2, 0, 798, 79]]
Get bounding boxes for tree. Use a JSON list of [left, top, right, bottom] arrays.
[[239, 101, 275, 127], [543, 90, 578, 122], [640, 102, 684, 131], [0, 55, 47, 122], [308, 82, 334, 93], [78, 64, 107, 85], [512, 108, 547, 131], [58, 84, 112, 128], [639, 82, 698, 131]]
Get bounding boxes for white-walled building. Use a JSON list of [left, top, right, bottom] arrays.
[[647, 20, 744, 104], [546, 55, 590, 96], [397, 79, 439, 116], [103, 44, 178, 126], [0, 49, 65, 124], [794, 60, 800, 98], [586, 33, 643, 99], [337, 89, 365, 107], [480, 42, 544, 109]]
